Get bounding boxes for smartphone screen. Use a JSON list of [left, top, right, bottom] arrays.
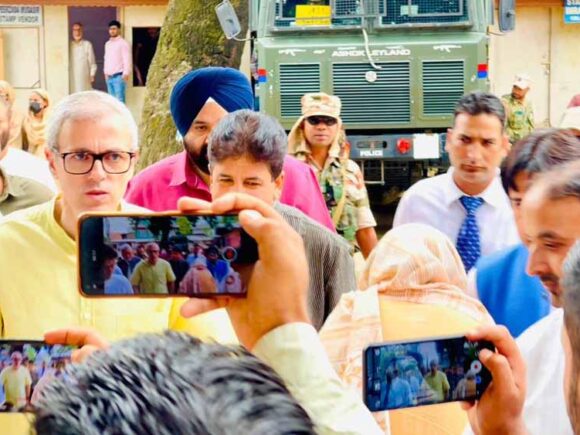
[[363, 336, 493, 412], [0, 341, 76, 413], [78, 214, 258, 297]]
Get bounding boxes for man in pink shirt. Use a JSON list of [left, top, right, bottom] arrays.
[[104, 20, 131, 103], [125, 67, 335, 231]]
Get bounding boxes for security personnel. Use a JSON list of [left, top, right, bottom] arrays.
[[288, 92, 378, 258], [502, 74, 535, 144]]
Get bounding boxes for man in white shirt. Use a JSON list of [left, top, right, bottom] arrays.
[[69, 22, 97, 93], [394, 92, 517, 271], [515, 161, 580, 435], [464, 239, 580, 435], [464, 162, 580, 435]]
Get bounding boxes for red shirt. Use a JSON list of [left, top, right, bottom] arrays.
[[125, 151, 335, 231]]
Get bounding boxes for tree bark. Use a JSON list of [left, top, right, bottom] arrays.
[[138, 0, 248, 170]]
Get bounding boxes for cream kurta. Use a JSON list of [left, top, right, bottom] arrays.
[[69, 39, 97, 93]]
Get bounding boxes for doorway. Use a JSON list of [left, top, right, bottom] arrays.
[[68, 7, 117, 93]]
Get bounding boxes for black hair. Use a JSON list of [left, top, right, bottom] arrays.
[[33, 331, 315, 435], [108, 20, 121, 29], [454, 91, 506, 130], [102, 244, 118, 261], [501, 129, 580, 193], [208, 110, 287, 179]]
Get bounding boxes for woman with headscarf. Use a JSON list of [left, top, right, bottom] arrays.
[[22, 89, 50, 158], [319, 223, 492, 435], [179, 256, 218, 295], [0, 80, 25, 149]]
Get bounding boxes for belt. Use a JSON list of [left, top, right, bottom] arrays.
[[109, 72, 122, 78]]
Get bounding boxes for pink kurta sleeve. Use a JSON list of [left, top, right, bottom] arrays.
[[280, 156, 335, 232]]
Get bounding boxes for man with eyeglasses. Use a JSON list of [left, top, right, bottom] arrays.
[[288, 92, 378, 257], [0, 91, 182, 343]]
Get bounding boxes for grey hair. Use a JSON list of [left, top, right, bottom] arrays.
[[208, 109, 287, 179], [46, 91, 138, 152], [33, 331, 315, 435], [564, 241, 580, 325], [119, 243, 133, 252], [563, 240, 580, 431]]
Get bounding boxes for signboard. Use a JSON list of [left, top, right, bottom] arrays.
[[0, 5, 42, 26], [295, 5, 331, 26], [565, 0, 580, 24]]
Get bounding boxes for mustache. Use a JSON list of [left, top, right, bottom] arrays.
[[538, 274, 559, 284]]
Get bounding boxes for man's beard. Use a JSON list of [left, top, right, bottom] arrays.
[[185, 142, 210, 175]]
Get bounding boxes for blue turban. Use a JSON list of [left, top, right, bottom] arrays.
[[170, 67, 254, 136]]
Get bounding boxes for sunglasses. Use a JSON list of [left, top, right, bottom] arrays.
[[305, 115, 338, 127]]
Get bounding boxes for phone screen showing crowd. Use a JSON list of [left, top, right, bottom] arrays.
[[0, 341, 76, 413], [79, 214, 258, 297], [364, 336, 493, 411]]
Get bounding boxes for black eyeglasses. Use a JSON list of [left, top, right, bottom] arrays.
[[57, 151, 136, 175], [305, 115, 338, 127]]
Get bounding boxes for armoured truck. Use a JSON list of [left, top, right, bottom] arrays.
[[217, 0, 515, 196]]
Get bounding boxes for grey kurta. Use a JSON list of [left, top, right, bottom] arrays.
[[69, 39, 97, 93], [275, 202, 356, 330]]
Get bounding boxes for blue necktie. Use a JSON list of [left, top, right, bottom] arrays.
[[456, 196, 484, 271]]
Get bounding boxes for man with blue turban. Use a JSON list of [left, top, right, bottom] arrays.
[[125, 67, 335, 231]]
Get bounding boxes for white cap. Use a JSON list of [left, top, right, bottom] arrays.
[[513, 74, 531, 90]]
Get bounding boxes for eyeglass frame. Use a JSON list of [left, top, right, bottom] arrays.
[[305, 115, 339, 127], [55, 150, 137, 175]]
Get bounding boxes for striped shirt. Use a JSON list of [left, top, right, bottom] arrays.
[[275, 203, 355, 330]]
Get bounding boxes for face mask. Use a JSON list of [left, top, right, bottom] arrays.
[[29, 102, 43, 114]]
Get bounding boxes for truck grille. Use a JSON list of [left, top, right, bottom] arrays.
[[279, 64, 320, 118], [422, 61, 465, 116], [332, 62, 411, 124]]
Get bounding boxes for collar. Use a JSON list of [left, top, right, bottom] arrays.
[[169, 151, 208, 190], [443, 167, 505, 208]]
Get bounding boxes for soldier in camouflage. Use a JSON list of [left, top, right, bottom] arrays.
[[502, 74, 535, 144], [288, 92, 378, 258]]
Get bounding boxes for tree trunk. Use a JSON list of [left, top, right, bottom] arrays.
[[138, 0, 248, 170]]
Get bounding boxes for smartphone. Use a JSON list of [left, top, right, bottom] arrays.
[[0, 340, 77, 413], [78, 213, 259, 298], [363, 335, 493, 412]]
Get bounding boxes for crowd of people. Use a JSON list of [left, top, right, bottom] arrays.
[[0, 344, 72, 412], [0, 60, 579, 435], [98, 239, 243, 296]]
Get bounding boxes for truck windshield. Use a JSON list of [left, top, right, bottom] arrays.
[[273, 0, 469, 28]]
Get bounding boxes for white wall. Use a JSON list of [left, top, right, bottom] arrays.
[[490, 6, 580, 127]]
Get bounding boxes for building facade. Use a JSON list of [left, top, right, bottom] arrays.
[[490, 0, 580, 127], [0, 1, 167, 124]]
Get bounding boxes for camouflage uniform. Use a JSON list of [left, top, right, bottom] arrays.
[[315, 157, 375, 245], [502, 94, 535, 144], [288, 92, 377, 250]]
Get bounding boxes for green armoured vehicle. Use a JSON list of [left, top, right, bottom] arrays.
[[217, 0, 515, 197]]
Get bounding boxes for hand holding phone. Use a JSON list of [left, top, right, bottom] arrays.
[[177, 193, 311, 350], [0, 340, 77, 413], [462, 326, 528, 435], [363, 335, 494, 412], [44, 328, 110, 364]]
